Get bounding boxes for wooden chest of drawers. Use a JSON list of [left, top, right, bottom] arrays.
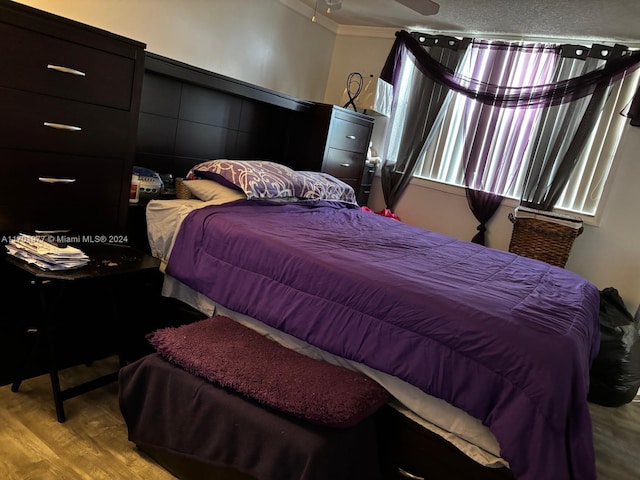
[[0, 2, 145, 238], [358, 160, 377, 206], [302, 104, 375, 205]]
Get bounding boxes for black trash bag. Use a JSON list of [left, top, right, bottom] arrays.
[[588, 287, 640, 407]]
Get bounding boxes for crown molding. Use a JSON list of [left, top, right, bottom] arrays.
[[336, 25, 397, 38]]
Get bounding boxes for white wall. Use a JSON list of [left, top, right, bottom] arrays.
[[14, 0, 335, 102], [15, 0, 640, 313], [324, 32, 395, 107]]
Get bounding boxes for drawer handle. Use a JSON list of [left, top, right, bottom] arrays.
[[340, 163, 351, 168], [47, 64, 86, 77], [38, 177, 77, 184], [44, 122, 82, 132], [35, 229, 71, 234], [346, 135, 357, 140], [397, 467, 425, 480]]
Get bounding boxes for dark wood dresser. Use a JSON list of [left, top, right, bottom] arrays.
[[0, 2, 149, 387], [305, 104, 375, 205], [0, 1, 146, 238]]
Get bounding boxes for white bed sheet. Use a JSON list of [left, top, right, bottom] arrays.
[[146, 199, 508, 469]]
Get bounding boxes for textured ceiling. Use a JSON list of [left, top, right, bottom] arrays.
[[300, 0, 640, 44]]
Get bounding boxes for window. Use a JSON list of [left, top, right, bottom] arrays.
[[395, 40, 640, 218]]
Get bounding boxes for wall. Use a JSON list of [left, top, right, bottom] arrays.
[[324, 31, 395, 107], [13, 0, 335, 102]]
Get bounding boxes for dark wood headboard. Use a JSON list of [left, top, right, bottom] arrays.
[[135, 52, 316, 179]]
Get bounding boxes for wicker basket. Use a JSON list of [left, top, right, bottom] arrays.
[[175, 178, 194, 199], [508, 207, 583, 268]]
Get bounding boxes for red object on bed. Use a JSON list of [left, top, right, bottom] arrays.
[[360, 205, 401, 221]]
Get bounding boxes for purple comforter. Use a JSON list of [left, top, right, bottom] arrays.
[[167, 200, 600, 480]]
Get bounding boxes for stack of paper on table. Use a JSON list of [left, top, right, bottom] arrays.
[[5, 234, 90, 271]]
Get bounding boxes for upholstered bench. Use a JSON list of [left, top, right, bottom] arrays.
[[119, 315, 390, 480]]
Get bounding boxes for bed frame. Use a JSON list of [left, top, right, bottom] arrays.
[[136, 406, 514, 480], [131, 52, 515, 480], [136, 408, 515, 480], [135, 52, 318, 179]]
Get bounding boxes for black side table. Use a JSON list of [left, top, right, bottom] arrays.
[[5, 243, 160, 422]]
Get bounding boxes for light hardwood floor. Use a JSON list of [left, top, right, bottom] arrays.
[[0, 357, 176, 480], [1, 356, 638, 479]]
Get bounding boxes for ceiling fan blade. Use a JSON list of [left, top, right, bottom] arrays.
[[395, 0, 440, 16]]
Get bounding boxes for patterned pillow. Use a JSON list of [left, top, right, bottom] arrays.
[[182, 179, 247, 203], [295, 171, 357, 204], [188, 160, 298, 200]]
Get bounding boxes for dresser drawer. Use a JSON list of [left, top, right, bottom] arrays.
[[361, 162, 377, 186], [328, 117, 371, 153], [0, 22, 136, 110], [0, 88, 130, 157], [0, 151, 123, 236], [323, 148, 364, 181], [1, 150, 125, 205], [0, 201, 120, 238], [376, 407, 514, 480]]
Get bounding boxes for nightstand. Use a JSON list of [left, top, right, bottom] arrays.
[[127, 203, 152, 253], [357, 160, 377, 207], [5, 243, 160, 422]]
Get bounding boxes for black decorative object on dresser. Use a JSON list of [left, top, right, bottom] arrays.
[[0, 1, 146, 239]]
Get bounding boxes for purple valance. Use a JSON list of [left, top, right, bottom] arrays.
[[381, 30, 640, 109], [627, 87, 640, 126]]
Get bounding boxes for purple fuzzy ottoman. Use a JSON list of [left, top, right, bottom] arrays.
[[119, 316, 390, 480]]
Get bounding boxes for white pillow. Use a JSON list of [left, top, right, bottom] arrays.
[[183, 179, 246, 203]]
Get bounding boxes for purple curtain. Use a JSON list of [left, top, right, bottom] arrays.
[[625, 85, 640, 126], [520, 45, 627, 210], [457, 41, 559, 244], [381, 30, 640, 109], [379, 30, 640, 244], [380, 34, 468, 211]]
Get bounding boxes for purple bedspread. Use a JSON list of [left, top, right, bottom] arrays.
[[167, 200, 601, 480]]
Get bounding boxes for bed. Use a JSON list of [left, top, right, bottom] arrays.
[[119, 159, 601, 480]]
